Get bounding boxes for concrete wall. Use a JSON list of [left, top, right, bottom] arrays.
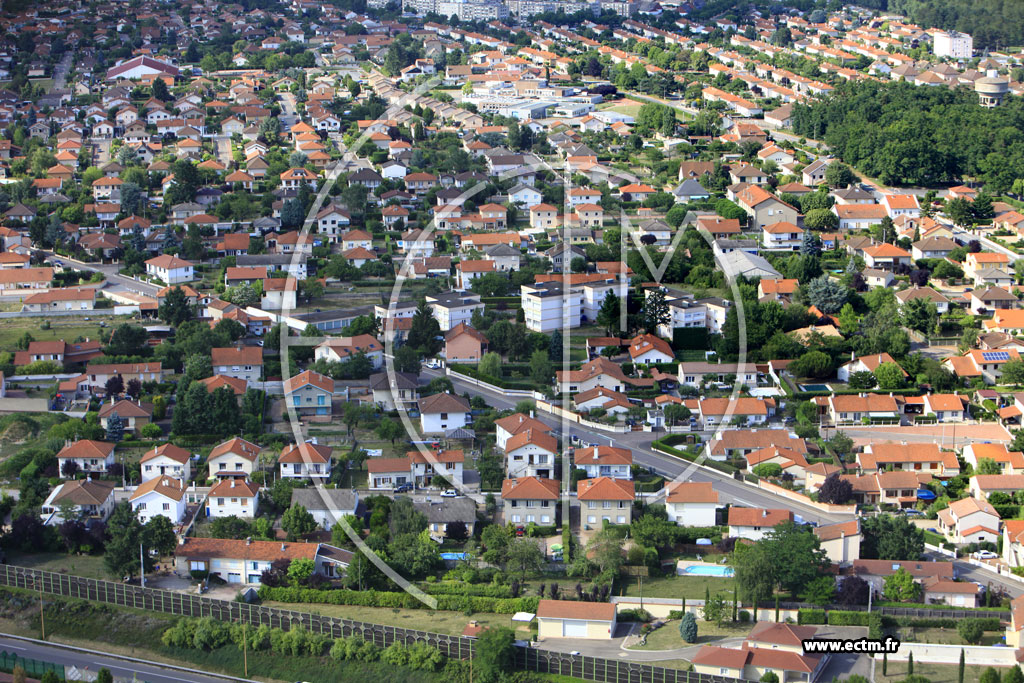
[[876, 643, 1018, 666], [758, 479, 858, 515]]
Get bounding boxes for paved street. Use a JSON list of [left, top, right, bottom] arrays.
[[419, 368, 852, 526], [43, 251, 159, 297], [0, 635, 251, 683]]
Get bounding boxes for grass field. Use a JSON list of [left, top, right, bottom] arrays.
[[878, 661, 1009, 683], [599, 101, 643, 118], [263, 600, 531, 637], [0, 316, 124, 351], [617, 574, 735, 600], [7, 552, 110, 580], [628, 620, 748, 650], [898, 626, 1004, 646]]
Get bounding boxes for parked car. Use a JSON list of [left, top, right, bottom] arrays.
[[440, 489, 458, 498], [973, 550, 998, 560], [393, 483, 413, 493]]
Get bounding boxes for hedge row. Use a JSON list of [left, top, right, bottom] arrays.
[[799, 609, 1003, 630], [257, 586, 540, 614], [422, 583, 513, 599]]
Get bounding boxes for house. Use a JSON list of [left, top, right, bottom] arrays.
[[922, 393, 968, 422], [946, 348, 1021, 384], [895, 286, 951, 314], [692, 638, 824, 681], [211, 347, 263, 382], [734, 186, 800, 230], [862, 243, 911, 270], [573, 446, 632, 480], [758, 278, 799, 302], [970, 287, 1017, 315], [140, 443, 192, 482], [283, 370, 335, 417], [97, 399, 152, 435], [278, 441, 333, 479], [664, 482, 721, 527], [983, 310, 1024, 336], [921, 577, 981, 607], [174, 537, 351, 585], [963, 443, 1024, 475], [882, 193, 921, 219], [936, 496, 1000, 545], [495, 413, 551, 451], [418, 392, 471, 434], [836, 352, 905, 382], [40, 479, 116, 525], [762, 222, 803, 251], [858, 443, 961, 477], [1003, 520, 1024, 570], [290, 488, 358, 530], [145, 255, 195, 285], [972, 474, 1024, 500], [368, 457, 415, 490], [727, 508, 794, 541], [206, 479, 260, 519], [556, 357, 654, 394], [414, 498, 478, 540], [368, 371, 419, 412], [443, 323, 488, 364], [848, 559, 954, 597], [823, 394, 900, 425], [627, 334, 674, 364], [677, 361, 759, 389], [536, 600, 617, 640], [314, 335, 384, 369], [801, 158, 832, 186], [409, 449, 465, 488], [502, 476, 559, 526], [22, 287, 96, 312], [56, 440, 115, 474], [745, 446, 809, 480], [833, 204, 887, 230], [813, 519, 861, 566], [130, 475, 187, 525], [911, 236, 958, 260], [697, 397, 774, 427], [208, 437, 261, 479]]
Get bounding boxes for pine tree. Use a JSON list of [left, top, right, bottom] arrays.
[[908, 652, 914, 676], [883, 652, 887, 676], [800, 229, 821, 257], [958, 648, 965, 683], [105, 412, 124, 442], [163, 226, 178, 251]]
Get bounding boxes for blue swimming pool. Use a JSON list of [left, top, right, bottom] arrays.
[[440, 552, 469, 561], [800, 384, 831, 392], [681, 565, 734, 577]]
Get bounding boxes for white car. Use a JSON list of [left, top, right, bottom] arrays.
[[440, 489, 458, 498], [973, 550, 998, 560]]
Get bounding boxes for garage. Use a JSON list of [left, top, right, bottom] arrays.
[[562, 620, 588, 637], [227, 572, 242, 583], [536, 599, 617, 640]]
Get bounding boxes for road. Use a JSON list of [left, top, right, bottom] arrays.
[[0, 635, 252, 683], [923, 551, 1024, 598], [279, 91, 299, 131], [419, 368, 852, 526], [43, 251, 160, 297], [52, 51, 73, 92]]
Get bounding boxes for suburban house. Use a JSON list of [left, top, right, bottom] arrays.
[[536, 600, 617, 640], [664, 482, 721, 527], [314, 335, 384, 369], [573, 446, 632, 480], [821, 394, 900, 425], [812, 519, 861, 566], [140, 443, 192, 482], [130, 475, 187, 525], [727, 508, 794, 541], [936, 496, 1000, 545], [444, 323, 488, 364], [278, 441, 333, 479], [174, 538, 352, 585], [578, 477, 634, 529], [495, 413, 551, 451], [57, 439, 115, 474], [418, 392, 471, 434], [40, 479, 116, 526], [290, 488, 359, 530], [206, 479, 260, 519], [505, 428, 558, 479], [97, 399, 152, 435], [208, 437, 261, 479], [502, 476, 559, 526], [369, 372, 419, 412], [145, 254, 195, 284], [858, 443, 961, 478], [211, 347, 263, 382], [283, 370, 335, 417], [413, 498, 478, 540], [836, 353, 905, 383]]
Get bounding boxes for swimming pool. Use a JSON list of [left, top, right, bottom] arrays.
[[800, 384, 831, 392], [681, 565, 734, 577]]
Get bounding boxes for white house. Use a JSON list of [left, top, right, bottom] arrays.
[[573, 446, 632, 480], [39, 479, 116, 526], [206, 479, 260, 518], [140, 443, 192, 482], [208, 437, 261, 479], [290, 488, 359, 530], [279, 441, 333, 479], [314, 335, 384, 369], [417, 392, 471, 434], [727, 507, 793, 541], [175, 537, 352, 585], [56, 439, 115, 475], [130, 475, 187, 525], [664, 482, 721, 527], [495, 412, 551, 451], [505, 429, 558, 480], [145, 254, 195, 285]]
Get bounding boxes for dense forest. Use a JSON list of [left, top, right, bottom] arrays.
[[888, 0, 1024, 51], [790, 80, 1024, 190]]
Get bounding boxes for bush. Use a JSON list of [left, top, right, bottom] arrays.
[[827, 611, 869, 626], [618, 608, 652, 623], [957, 619, 987, 644], [867, 612, 883, 639], [797, 609, 827, 625], [738, 610, 751, 623], [257, 585, 539, 614]]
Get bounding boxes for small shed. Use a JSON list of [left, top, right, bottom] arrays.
[[536, 599, 617, 639]]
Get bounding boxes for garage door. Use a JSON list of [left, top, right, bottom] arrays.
[[562, 620, 588, 637], [227, 572, 242, 583]]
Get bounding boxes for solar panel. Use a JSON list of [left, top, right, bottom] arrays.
[[982, 351, 1011, 361]]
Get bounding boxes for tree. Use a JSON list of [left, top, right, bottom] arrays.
[[957, 619, 985, 645], [641, 290, 670, 334], [976, 457, 1002, 475], [281, 504, 317, 541], [945, 197, 975, 228], [1002, 360, 1024, 387], [104, 503, 151, 579], [874, 362, 907, 390], [800, 575, 836, 606], [883, 567, 921, 602], [158, 286, 195, 326], [829, 431, 855, 458], [836, 575, 869, 606], [804, 208, 839, 231], [701, 592, 727, 626], [663, 404, 691, 426], [1004, 665, 1023, 683], [96, 669, 113, 683], [980, 668, 1001, 683], [527, 349, 552, 384], [105, 412, 124, 442], [848, 370, 877, 390], [393, 345, 420, 374], [818, 473, 854, 504], [506, 537, 544, 578], [861, 515, 924, 561], [973, 191, 995, 221], [143, 515, 177, 556], [479, 351, 502, 378], [960, 649, 967, 683], [902, 297, 938, 335], [825, 163, 857, 189], [800, 229, 822, 256], [474, 627, 515, 683], [805, 275, 848, 314], [760, 673, 779, 683], [679, 611, 698, 643], [152, 78, 171, 102], [104, 375, 124, 398], [406, 300, 442, 356], [789, 350, 833, 379], [596, 291, 622, 336], [375, 418, 403, 445], [548, 329, 563, 363], [287, 557, 316, 585]]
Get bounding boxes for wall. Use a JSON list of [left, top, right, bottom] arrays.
[[757, 479, 858, 515], [877, 643, 1018, 666]]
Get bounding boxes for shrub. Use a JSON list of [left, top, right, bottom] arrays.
[[797, 609, 827, 625], [738, 610, 751, 623], [827, 611, 869, 626], [680, 612, 698, 643]]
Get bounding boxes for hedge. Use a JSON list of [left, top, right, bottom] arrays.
[[421, 583, 513, 599], [827, 611, 869, 626], [258, 586, 540, 614], [889, 616, 1001, 631], [797, 609, 826, 625]]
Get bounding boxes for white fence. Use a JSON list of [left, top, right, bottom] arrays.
[[877, 643, 1018, 666]]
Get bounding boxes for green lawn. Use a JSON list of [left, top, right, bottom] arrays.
[[899, 626, 1004, 646], [617, 574, 735, 600], [628, 620, 749, 650], [7, 552, 110, 580], [263, 601, 531, 637], [878, 662, 1009, 683], [0, 317, 125, 351]]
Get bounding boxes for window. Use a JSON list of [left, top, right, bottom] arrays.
[[587, 516, 596, 523], [219, 463, 226, 470], [440, 412, 448, 419], [293, 396, 301, 407], [162, 503, 170, 511], [144, 465, 152, 472]]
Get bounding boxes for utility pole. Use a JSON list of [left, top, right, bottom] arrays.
[[242, 620, 248, 677], [37, 578, 44, 640], [140, 542, 146, 588]]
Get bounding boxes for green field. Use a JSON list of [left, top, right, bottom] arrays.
[[878, 662, 1010, 683], [0, 316, 125, 351], [7, 552, 110, 580], [628, 620, 749, 650], [618, 574, 735, 600]]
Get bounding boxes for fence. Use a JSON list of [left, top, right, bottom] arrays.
[[0, 649, 65, 680], [0, 564, 755, 683], [776, 600, 1010, 620]]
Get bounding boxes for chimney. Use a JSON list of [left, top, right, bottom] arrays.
[[762, 509, 767, 517], [281, 543, 286, 551], [231, 480, 236, 488], [246, 536, 252, 545]]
